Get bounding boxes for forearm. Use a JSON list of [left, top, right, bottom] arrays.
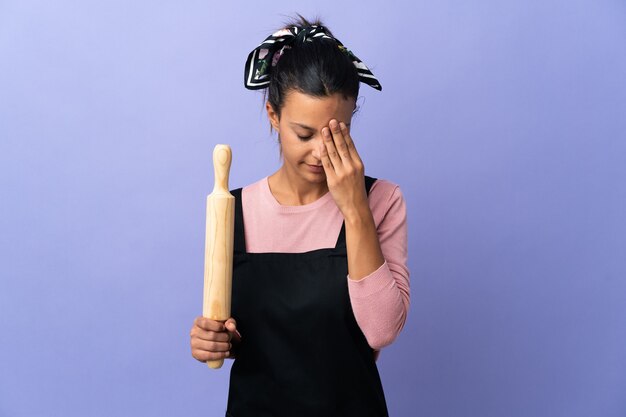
[[344, 202, 385, 281], [347, 261, 409, 349]]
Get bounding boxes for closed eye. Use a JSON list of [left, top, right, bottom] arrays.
[[297, 135, 313, 141]]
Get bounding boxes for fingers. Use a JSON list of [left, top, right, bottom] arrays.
[[329, 119, 352, 162], [191, 347, 231, 362], [190, 332, 232, 362], [191, 327, 231, 342], [191, 316, 232, 342], [321, 126, 340, 173], [338, 121, 363, 166], [320, 119, 361, 174], [194, 316, 225, 332], [191, 316, 237, 362], [191, 338, 231, 354]]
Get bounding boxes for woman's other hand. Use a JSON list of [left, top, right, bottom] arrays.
[[190, 316, 242, 362]]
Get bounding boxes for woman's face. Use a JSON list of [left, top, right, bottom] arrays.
[[266, 90, 356, 185]]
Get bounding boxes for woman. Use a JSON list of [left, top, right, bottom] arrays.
[[190, 14, 410, 417]]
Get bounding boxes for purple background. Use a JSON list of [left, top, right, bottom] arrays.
[[1, 1, 625, 416]]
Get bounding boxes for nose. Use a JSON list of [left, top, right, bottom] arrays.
[[311, 136, 324, 161]]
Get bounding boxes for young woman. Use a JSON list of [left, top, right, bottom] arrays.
[[190, 14, 410, 417]]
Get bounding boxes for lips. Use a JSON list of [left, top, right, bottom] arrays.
[[306, 163, 324, 174]]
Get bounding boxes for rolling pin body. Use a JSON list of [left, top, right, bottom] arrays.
[[203, 144, 234, 369]]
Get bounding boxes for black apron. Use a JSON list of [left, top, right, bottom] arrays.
[[226, 175, 389, 417]]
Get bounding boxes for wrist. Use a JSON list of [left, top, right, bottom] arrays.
[[344, 200, 374, 227]]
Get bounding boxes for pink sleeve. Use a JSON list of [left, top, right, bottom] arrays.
[[346, 184, 410, 351]]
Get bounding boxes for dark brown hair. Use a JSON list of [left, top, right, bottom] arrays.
[[261, 13, 361, 136]]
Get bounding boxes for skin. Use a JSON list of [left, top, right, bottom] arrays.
[[191, 89, 384, 362]]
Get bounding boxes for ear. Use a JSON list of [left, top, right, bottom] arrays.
[[266, 101, 280, 132]]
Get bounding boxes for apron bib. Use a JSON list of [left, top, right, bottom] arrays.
[[226, 175, 389, 417]]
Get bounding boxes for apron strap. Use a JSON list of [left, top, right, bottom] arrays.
[[334, 175, 378, 249], [231, 187, 246, 254]]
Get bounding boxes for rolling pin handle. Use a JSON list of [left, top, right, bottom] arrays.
[[212, 144, 232, 194]]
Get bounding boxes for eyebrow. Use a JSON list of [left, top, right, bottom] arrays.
[[290, 121, 351, 131]]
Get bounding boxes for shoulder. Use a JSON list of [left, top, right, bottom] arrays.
[[365, 176, 406, 229], [231, 177, 266, 196], [367, 177, 404, 208]]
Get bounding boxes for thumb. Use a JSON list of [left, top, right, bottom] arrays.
[[225, 317, 242, 341]]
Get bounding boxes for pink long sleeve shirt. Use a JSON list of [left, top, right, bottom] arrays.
[[240, 176, 410, 354]]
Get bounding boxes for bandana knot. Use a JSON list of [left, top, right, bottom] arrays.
[[244, 25, 382, 91]]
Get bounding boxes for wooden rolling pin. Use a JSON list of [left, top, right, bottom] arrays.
[[202, 144, 235, 369]]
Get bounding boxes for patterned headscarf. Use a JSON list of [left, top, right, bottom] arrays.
[[244, 25, 382, 91]]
